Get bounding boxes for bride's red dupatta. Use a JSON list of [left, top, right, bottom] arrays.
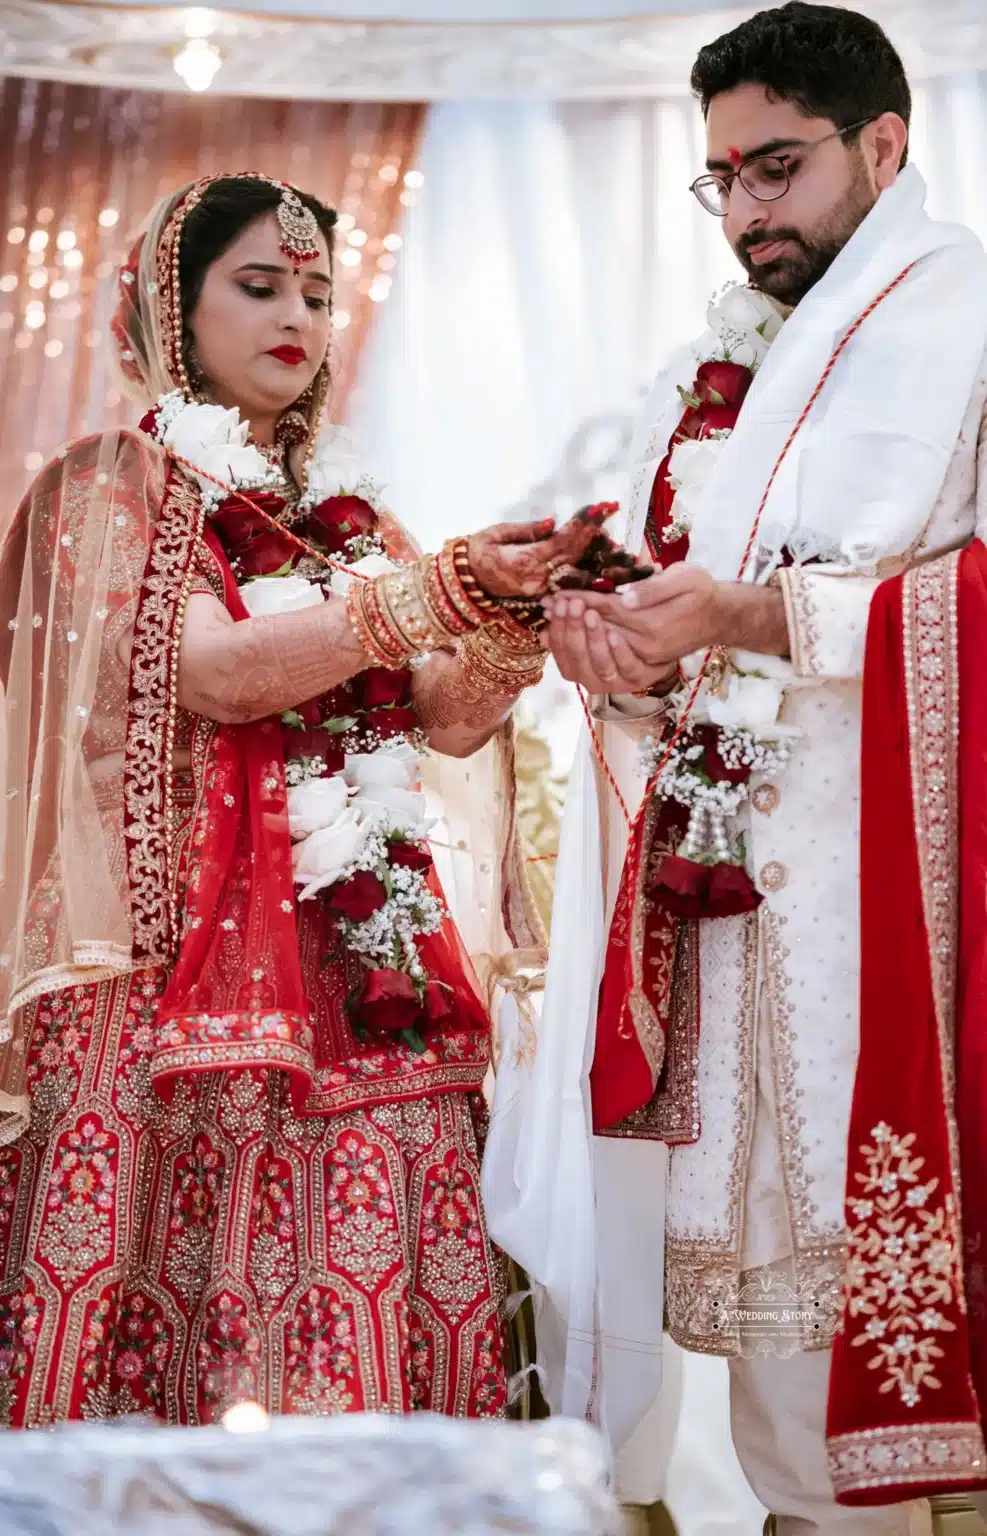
[[150, 517, 315, 1109], [827, 539, 987, 1502]]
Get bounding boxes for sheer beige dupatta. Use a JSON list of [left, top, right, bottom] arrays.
[[0, 429, 174, 1143]]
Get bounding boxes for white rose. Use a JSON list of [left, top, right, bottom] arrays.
[[344, 744, 421, 793], [292, 808, 370, 900], [329, 552, 399, 598], [710, 283, 783, 335], [667, 436, 724, 494], [239, 574, 325, 619], [306, 424, 384, 509], [195, 441, 271, 491], [286, 775, 351, 841], [164, 401, 248, 462], [706, 674, 785, 732], [356, 785, 429, 837]]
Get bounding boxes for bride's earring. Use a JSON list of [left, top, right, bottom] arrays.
[[185, 340, 206, 397]]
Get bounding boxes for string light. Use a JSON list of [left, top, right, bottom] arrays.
[[378, 165, 399, 185], [49, 280, 69, 299], [7, 227, 25, 245], [62, 249, 84, 270], [339, 248, 361, 269], [28, 230, 48, 253], [403, 170, 425, 189], [0, 274, 17, 292], [28, 270, 48, 290], [44, 339, 63, 358], [332, 309, 352, 330], [98, 208, 119, 229], [346, 229, 368, 248], [56, 230, 76, 252], [382, 233, 403, 253], [24, 301, 46, 330]]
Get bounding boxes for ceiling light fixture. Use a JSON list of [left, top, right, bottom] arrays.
[[173, 37, 223, 92]]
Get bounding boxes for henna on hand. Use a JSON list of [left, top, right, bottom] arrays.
[[177, 592, 370, 724], [466, 504, 619, 599]]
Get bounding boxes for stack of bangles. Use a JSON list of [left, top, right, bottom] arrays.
[[346, 537, 546, 690]]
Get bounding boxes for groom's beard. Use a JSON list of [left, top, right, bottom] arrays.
[[736, 160, 877, 305]]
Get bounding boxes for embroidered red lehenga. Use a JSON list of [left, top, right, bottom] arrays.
[[0, 180, 539, 1426]]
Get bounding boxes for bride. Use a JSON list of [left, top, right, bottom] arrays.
[[0, 172, 607, 1425]]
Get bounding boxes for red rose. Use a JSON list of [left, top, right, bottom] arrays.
[[280, 727, 345, 774], [423, 980, 454, 1024], [236, 528, 300, 579], [389, 841, 432, 873], [328, 871, 388, 922], [677, 406, 704, 441], [357, 969, 423, 1033], [304, 495, 377, 554], [706, 863, 763, 917], [695, 360, 753, 410], [652, 854, 711, 919], [210, 495, 298, 577], [360, 667, 412, 709], [699, 404, 740, 436], [697, 725, 749, 786], [364, 706, 419, 741]]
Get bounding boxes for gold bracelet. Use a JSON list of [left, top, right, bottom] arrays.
[[458, 624, 545, 693]]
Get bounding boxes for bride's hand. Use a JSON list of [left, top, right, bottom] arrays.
[[466, 504, 619, 599]]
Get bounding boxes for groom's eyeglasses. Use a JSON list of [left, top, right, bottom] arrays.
[[690, 119, 877, 217]]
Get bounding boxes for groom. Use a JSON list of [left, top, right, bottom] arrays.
[[535, 3, 987, 1531]]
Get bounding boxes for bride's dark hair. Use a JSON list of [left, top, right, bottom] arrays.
[[179, 177, 338, 325]]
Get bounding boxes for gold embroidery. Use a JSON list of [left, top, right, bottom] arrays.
[[758, 860, 787, 892], [124, 472, 204, 965], [844, 1123, 963, 1407], [777, 564, 822, 676], [903, 557, 961, 1183], [827, 1421, 986, 1498]]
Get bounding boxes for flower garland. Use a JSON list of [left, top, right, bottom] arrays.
[[141, 392, 445, 1052], [647, 284, 794, 914]]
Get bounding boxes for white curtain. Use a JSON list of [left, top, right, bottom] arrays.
[[351, 75, 987, 1536]]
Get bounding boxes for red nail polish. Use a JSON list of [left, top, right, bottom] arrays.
[[536, 517, 555, 535], [590, 577, 615, 593]]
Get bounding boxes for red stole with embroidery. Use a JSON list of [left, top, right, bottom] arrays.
[[826, 540, 987, 1503]]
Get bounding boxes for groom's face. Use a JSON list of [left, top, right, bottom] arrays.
[[705, 83, 878, 305]]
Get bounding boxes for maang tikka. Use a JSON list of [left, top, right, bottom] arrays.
[[276, 187, 321, 267]]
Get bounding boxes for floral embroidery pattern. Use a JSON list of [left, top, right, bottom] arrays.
[[844, 1122, 961, 1407], [80, 1290, 171, 1418], [197, 1291, 263, 1421], [327, 1131, 402, 1287], [3, 970, 505, 1425], [284, 1286, 357, 1415], [247, 1153, 298, 1310], [165, 1135, 224, 1303], [38, 1118, 118, 1285], [418, 1151, 485, 1323]]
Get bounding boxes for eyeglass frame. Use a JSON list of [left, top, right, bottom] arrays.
[[689, 118, 877, 217]]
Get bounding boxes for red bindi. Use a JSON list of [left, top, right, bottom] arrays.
[[727, 145, 743, 168]]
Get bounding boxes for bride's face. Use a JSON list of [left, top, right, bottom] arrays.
[[188, 211, 332, 426]]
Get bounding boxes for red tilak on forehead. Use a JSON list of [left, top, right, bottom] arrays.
[[727, 145, 743, 168]]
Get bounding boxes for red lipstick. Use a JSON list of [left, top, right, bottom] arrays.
[[267, 345, 307, 366]]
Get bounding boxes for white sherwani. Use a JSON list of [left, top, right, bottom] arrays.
[[483, 169, 987, 1526]]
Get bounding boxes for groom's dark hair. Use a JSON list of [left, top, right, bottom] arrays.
[[691, 2, 911, 165]]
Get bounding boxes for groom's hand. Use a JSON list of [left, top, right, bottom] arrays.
[[544, 596, 679, 694], [543, 565, 790, 675]]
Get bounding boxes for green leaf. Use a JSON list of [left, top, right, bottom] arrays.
[[338, 521, 351, 536], [322, 715, 359, 735], [377, 860, 394, 899], [268, 559, 295, 578], [707, 388, 726, 406], [400, 1027, 427, 1056], [281, 709, 306, 730], [676, 385, 701, 410]]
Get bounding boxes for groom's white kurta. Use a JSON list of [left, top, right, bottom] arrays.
[[482, 166, 987, 1457]]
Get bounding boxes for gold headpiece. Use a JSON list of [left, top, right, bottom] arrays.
[[276, 187, 321, 267]]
